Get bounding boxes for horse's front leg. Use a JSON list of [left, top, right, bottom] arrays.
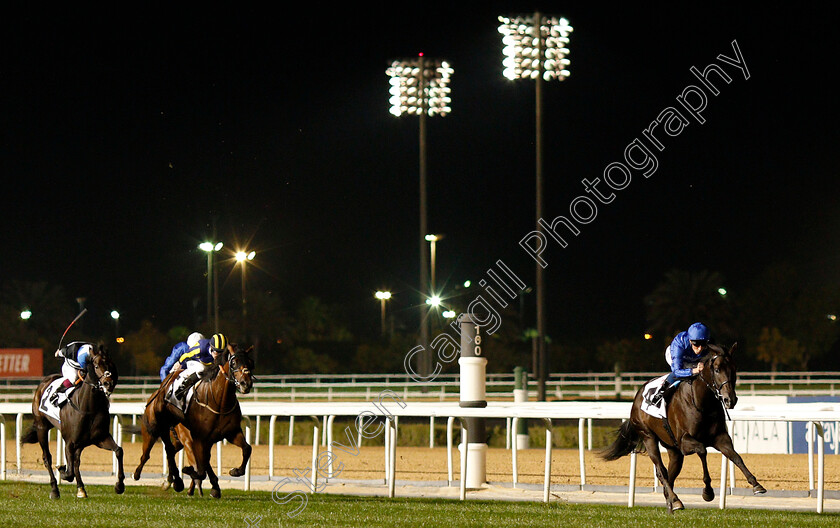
[[697, 450, 714, 501], [72, 445, 86, 498], [714, 433, 766, 494], [643, 436, 682, 512], [226, 428, 251, 478], [59, 440, 75, 482], [97, 434, 125, 494], [665, 447, 684, 491]]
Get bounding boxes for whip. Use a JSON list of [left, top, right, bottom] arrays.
[[57, 308, 88, 351]]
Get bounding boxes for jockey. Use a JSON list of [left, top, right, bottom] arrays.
[[50, 341, 94, 407], [646, 322, 710, 406], [159, 332, 204, 381], [173, 333, 228, 400]]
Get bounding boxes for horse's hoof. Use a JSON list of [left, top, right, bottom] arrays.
[[182, 466, 196, 478], [172, 477, 184, 493], [133, 470, 142, 481], [754, 484, 767, 495], [702, 487, 715, 502], [50, 489, 60, 500], [210, 488, 221, 499], [115, 481, 125, 494], [671, 499, 684, 511], [76, 488, 87, 499], [230, 467, 244, 477]]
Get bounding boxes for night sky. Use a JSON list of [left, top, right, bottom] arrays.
[[3, 4, 838, 342]]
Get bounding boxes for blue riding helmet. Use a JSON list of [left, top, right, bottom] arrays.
[[687, 322, 709, 342]]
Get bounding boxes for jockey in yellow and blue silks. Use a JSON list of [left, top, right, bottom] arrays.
[[160, 332, 204, 381], [173, 333, 228, 400], [646, 322, 710, 406]]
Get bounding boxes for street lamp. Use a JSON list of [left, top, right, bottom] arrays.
[[499, 13, 573, 402], [20, 309, 32, 320], [236, 250, 256, 340], [387, 54, 453, 380], [199, 241, 224, 332], [375, 291, 392, 336], [111, 310, 120, 343]]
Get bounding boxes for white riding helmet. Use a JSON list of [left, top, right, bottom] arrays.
[[187, 332, 205, 348]]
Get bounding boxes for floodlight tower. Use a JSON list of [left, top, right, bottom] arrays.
[[498, 13, 573, 401], [386, 54, 453, 380]]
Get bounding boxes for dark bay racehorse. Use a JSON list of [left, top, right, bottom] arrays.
[[600, 343, 765, 512], [132, 343, 254, 498], [22, 345, 122, 499]]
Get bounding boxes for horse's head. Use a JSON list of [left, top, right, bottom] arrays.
[[705, 342, 738, 409], [90, 344, 118, 396], [224, 343, 254, 395]]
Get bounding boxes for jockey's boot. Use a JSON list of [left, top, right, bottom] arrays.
[[175, 373, 199, 400], [50, 382, 72, 407], [646, 382, 667, 406]]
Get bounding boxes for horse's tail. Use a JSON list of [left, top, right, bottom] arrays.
[[599, 420, 640, 461], [122, 424, 143, 436], [21, 422, 39, 444]]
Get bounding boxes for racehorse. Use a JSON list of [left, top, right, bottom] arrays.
[[22, 344, 122, 499], [600, 342, 765, 512], [132, 343, 254, 498]]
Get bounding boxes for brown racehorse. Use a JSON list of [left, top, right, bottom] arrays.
[[132, 343, 254, 498], [21, 344, 123, 499], [600, 343, 766, 513]]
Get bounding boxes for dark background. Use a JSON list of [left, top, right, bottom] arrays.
[[3, 3, 837, 346]]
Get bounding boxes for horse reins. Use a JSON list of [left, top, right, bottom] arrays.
[[191, 351, 249, 416]]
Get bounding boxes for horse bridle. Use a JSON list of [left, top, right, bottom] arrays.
[[83, 354, 114, 396], [223, 348, 252, 392], [698, 353, 732, 419]]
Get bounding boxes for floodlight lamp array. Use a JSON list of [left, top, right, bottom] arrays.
[[498, 15, 573, 81], [386, 58, 453, 117]]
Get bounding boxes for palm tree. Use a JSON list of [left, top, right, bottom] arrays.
[[644, 269, 734, 344]]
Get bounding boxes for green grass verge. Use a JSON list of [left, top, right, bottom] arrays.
[[1, 481, 837, 528]]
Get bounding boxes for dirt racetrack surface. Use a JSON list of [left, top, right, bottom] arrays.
[[11, 440, 840, 492]]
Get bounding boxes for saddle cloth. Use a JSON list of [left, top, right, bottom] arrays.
[[165, 370, 198, 413], [38, 378, 78, 422], [640, 375, 669, 419]]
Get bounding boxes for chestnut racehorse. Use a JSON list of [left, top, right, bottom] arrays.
[[131, 343, 254, 498]]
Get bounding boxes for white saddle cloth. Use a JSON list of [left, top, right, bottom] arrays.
[[39, 378, 78, 423], [640, 375, 669, 419], [165, 370, 198, 412]]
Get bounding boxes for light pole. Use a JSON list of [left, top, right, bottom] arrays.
[[199, 241, 224, 332], [110, 310, 120, 343], [236, 250, 256, 341], [498, 13, 573, 401], [425, 234, 444, 296], [375, 291, 392, 336], [387, 54, 453, 380]]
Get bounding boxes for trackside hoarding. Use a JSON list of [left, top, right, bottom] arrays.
[[0, 348, 43, 378]]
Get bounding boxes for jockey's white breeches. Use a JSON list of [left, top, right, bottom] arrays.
[[182, 360, 208, 377], [61, 361, 81, 382]]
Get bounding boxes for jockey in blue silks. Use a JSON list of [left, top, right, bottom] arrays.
[[173, 333, 228, 400], [160, 332, 204, 381], [646, 322, 710, 405]]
